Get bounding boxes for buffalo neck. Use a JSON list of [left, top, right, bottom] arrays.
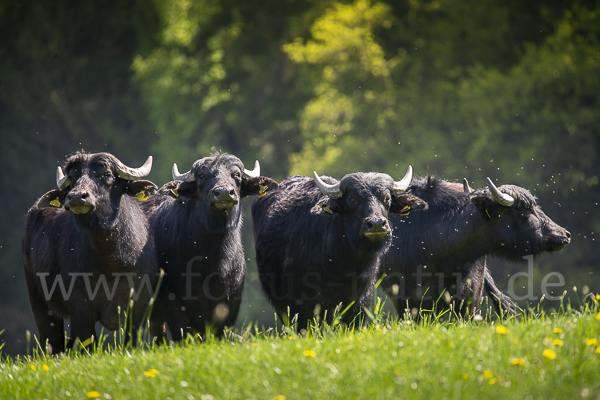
[[69, 196, 149, 268]]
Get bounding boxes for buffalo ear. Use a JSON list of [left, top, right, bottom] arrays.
[[471, 196, 496, 220], [34, 189, 68, 209], [310, 197, 341, 215], [122, 180, 158, 201], [241, 176, 279, 198], [390, 194, 428, 215]]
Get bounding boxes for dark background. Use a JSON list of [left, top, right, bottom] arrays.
[[1, 0, 598, 356]]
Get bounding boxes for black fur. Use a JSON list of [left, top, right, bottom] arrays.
[[380, 176, 571, 315], [22, 152, 161, 354], [252, 173, 427, 331], [142, 152, 277, 339]]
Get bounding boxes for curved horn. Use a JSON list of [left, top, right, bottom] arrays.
[[486, 177, 515, 207], [313, 171, 342, 198], [56, 166, 70, 189], [392, 165, 413, 194], [243, 160, 260, 179], [463, 178, 473, 194], [116, 156, 153, 180], [172, 163, 196, 182]]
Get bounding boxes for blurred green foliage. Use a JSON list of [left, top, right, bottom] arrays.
[[0, 0, 598, 355]]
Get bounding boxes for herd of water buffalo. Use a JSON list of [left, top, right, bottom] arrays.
[[21, 151, 571, 353]]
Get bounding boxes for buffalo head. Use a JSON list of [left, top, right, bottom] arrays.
[[470, 177, 571, 259], [312, 166, 428, 246], [167, 152, 277, 231], [35, 152, 157, 222]]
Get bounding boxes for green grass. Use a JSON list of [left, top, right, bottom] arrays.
[[1, 301, 599, 400]]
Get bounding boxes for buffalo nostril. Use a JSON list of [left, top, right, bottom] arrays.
[[565, 230, 571, 239], [367, 218, 386, 231]]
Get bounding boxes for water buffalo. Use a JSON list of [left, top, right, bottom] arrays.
[[252, 167, 427, 331], [380, 176, 571, 316], [142, 151, 277, 340], [22, 152, 161, 354]]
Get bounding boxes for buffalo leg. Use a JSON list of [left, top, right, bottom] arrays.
[[483, 269, 518, 317], [462, 257, 486, 314], [67, 301, 97, 350], [24, 273, 65, 354]]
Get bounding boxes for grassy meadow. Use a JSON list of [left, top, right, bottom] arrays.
[[1, 298, 599, 400]]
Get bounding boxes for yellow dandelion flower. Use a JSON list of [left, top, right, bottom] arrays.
[[30, 365, 36, 371], [596, 293, 600, 300], [596, 312, 600, 320], [251, 343, 259, 347], [461, 373, 468, 380], [303, 350, 316, 358], [495, 325, 508, 335], [552, 339, 564, 346], [586, 338, 598, 347], [596, 347, 600, 354], [394, 370, 401, 376], [288, 336, 295, 340], [553, 328, 562, 334], [275, 396, 286, 400], [489, 378, 498, 385], [86, 391, 100, 399], [511, 357, 525, 366], [483, 369, 493, 379], [144, 368, 158, 378], [542, 349, 556, 360], [42, 364, 49, 372]]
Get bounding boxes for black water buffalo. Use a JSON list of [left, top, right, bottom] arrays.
[[22, 152, 161, 354], [252, 167, 427, 331], [142, 151, 277, 340], [380, 176, 571, 316]]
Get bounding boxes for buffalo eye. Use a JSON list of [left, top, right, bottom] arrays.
[[198, 173, 205, 180], [232, 171, 242, 181], [383, 194, 391, 206]]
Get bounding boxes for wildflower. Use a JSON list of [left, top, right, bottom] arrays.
[[394, 370, 401, 376], [489, 378, 498, 385], [511, 358, 525, 366], [495, 325, 508, 335], [42, 365, 49, 372], [144, 369, 159, 378], [542, 349, 556, 360], [597, 294, 600, 300], [461, 373, 468, 380], [86, 391, 100, 399], [596, 312, 600, 321], [30, 365, 36, 371], [288, 336, 295, 340], [483, 369, 493, 379], [596, 347, 600, 355], [552, 339, 564, 347], [303, 350, 316, 358], [275, 396, 286, 400], [586, 338, 598, 347], [553, 328, 562, 334]]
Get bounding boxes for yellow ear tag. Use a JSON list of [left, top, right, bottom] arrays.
[[169, 189, 181, 200], [323, 206, 333, 214], [485, 209, 491, 219], [134, 191, 148, 201], [400, 206, 411, 216], [49, 199, 61, 208], [257, 185, 269, 197]]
